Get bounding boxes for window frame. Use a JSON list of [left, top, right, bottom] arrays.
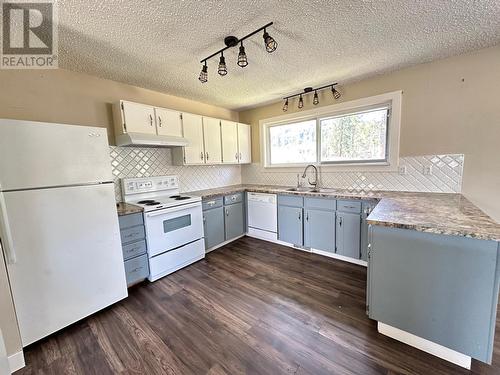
[[260, 91, 402, 171]]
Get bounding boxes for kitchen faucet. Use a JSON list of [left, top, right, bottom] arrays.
[[302, 164, 318, 189]]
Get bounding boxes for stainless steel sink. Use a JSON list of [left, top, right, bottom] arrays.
[[286, 187, 313, 192], [309, 188, 339, 193]]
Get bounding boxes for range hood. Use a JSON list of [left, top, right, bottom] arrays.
[[115, 132, 188, 147]]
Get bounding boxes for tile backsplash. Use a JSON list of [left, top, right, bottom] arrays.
[[109, 146, 241, 201], [241, 154, 464, 193], [110, 148, 463, 201]]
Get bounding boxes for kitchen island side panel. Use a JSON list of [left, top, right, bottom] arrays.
[[368, 226, 500, 363]]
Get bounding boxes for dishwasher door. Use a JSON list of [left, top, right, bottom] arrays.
[[247, 193, 277, 233]]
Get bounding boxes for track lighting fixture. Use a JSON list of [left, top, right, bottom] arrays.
[[198, 22, 276, 82], [237, 42, 248, 67], [218, 52, 227, 76], [298, 95, 304, 109], [282, 83, 340, 112], [331, 86, 341, 100], [263, 29, 277, 53], [198, 62, 208, 83], [282, 98, 288, 112]]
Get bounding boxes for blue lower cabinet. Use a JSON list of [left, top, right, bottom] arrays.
[[119, 213, 149, 286], [203, 206, 225, 250], [369, 225, 500, 363], [225, 202, 244, 240], [278, 205, 303, 246], [304, 209, 335, 253], [336, 212, 361, 259]]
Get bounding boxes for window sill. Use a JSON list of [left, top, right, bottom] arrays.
[[260, 160, 397, 172]]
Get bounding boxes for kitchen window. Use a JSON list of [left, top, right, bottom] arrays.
[[268, 119, 316, 165], [262, 91, 401, 169], [320, 107, 389, 163]]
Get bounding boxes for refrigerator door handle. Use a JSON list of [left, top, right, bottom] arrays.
[[0, 192, 16, 264]]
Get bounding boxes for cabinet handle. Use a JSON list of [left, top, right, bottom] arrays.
[[206, 152, 209, 161], [207, 201, 216, 206], [298, 212, 301, 221], [203, 216, 206, 223], [339, 217, 343, 227], [158, 116, 162, 127], [200, 152, 204, 160], [305, 212, 309, 221], [235, 152, 238, 160], [149, 114, 153, 126], [239, 152, 242, 160], [226, 209, 229, 217]]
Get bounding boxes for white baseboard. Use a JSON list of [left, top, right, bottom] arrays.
[[313, 249, 367, 267], [206, 235, 245, 253], [377, 322, 471, 370], [8, 351, 25, 373]]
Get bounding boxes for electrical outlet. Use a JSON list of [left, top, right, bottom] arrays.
[[398, 166, 407, 175], [423, 165, 433, 176]]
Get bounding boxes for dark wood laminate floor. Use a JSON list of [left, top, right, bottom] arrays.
[[16, 236, 500, 375]]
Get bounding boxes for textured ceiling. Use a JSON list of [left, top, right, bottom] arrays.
[[58, 0, 500, 110]]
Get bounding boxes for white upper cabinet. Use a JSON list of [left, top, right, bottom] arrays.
[[118, 101, 156, 135], [155, 108, 183, 137], [221, 120, 239, 164], [203, 117, 222, 164], [237, 123, 251, 164], [182, 113, 205, 164]]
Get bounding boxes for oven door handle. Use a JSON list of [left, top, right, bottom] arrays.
[[145, 202, 201, 217]]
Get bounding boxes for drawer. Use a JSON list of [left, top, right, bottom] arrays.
[[120, 225, 145, 244], [122, 239, 147, 261], [278, 195, 304, 207], [305, 197, 336, 211], [224, 192, 243, 205], [202, 197, 223, 210], [118, 212, 144, 230], [124, 254, 149, 286], [337, 200, 362, 213]]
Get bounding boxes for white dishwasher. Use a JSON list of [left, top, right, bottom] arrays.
[[247, 192, 278, 241]]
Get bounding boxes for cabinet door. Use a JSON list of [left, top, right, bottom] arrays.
[[304, 209, 335, 253], [203, 117, 222, 164], [121, 101, 156, 134], [225, 203, 244, 240], [221, 120, 239, 164], [155, 108, 183, 137], [336, 212, 361, 259], [182, 113, 205, 164], [237, 123, 251, 164], [278, 206, 303, 246], [203, 207, 225, 250]]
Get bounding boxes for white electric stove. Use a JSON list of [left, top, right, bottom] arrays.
[[122, 176, 205, 281]]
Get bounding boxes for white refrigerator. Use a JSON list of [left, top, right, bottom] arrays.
[[0, 119, 128, 347]]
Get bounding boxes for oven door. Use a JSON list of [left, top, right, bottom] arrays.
[[144, 202, 204, 257]]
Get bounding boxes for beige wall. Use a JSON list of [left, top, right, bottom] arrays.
[[0, 68, 238, 357], [0, 68, 238, 144], [239, 45, 500, 222]]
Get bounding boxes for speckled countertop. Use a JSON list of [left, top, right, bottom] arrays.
[[188, 184, 500, 242], [116, 202, 143, 216]]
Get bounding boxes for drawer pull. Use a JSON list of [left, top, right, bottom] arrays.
[[130, 266, 144, 273], [124, 232, 140, 239]]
